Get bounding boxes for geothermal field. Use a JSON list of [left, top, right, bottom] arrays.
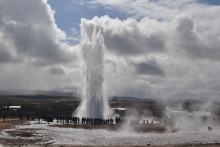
[[1, 0, 220, 147], [0, 25, 220, 147], [0, 108, 220, 147]]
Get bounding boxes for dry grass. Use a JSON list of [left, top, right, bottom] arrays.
[[0, 122, 14, 129], [0, 118, 21, 129]]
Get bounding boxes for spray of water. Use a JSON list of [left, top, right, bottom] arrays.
[[74, 23, 110, 118]]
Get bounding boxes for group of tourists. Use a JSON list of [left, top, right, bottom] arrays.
[[39, 115, 124, 125], [81, 117, 115, 124], [3, 115, 154, 125], [40, 116, 80, 124], [115, 116, 123, 124], [143, 119, 153, 124]]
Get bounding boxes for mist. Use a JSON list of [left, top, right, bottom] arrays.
[[74, 20, 110, 118]]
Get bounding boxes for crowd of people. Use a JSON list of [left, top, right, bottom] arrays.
[[39, 116, 124, 125], [81, 117, 114, 124], [2, 115, 154, 125]]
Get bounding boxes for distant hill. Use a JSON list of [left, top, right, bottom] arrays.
[[0, 88, 73, 97], [111, 96, 156, 102]]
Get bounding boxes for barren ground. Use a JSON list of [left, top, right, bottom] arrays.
[[0, 119, 220, 147]]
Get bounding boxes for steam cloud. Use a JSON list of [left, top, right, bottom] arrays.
[[74, 20, 110, 118]]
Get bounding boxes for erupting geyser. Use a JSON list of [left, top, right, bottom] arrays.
[[74, 21, 110, 118]]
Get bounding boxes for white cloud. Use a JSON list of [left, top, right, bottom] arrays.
[[81, 16, 166, 56], [0, 0, 76, 65], [49, 66, 66, 75], [87, 0, 198, 20], [0, 0, 79, 91], [0, 0, 220, 101], [79, 1, 220, 100]]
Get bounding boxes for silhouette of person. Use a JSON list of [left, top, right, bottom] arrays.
[[19, 115, 22, 121]]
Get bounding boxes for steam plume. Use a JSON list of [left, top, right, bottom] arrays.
[[74, 21, 110, 118]]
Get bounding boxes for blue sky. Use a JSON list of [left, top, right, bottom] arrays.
[[199, 0, 220, 5]]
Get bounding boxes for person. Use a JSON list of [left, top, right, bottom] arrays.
[[143, 120, 145, 124], [3, 116, 5, 123], [56, 116, 59, 123], [77, 117, 80, 124], [91, 118, 93, 124], [63, 117, 65, 124], [19, 114, 22, 121], [111, 118, 114, 124], [67, 117, 69, 124], [115, 117, 118, 124]]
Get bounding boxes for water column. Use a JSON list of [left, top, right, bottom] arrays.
[[75, 23, 110, 118]]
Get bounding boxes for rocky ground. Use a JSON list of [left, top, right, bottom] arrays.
[[0, 118, 220, 147]]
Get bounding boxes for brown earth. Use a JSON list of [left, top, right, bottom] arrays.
[[0, 118, 30, 130], [0, 118, 21, 130]]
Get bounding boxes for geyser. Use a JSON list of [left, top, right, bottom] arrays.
[[74, 22, 110, 118]]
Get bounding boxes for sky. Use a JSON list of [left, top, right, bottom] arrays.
[[0, 0, 220, 100]]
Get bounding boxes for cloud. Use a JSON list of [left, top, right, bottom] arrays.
[[175, 15, 220, 61], [81, 16, 166, 56], [80, 9, 220, 61], [86, 0, 198, 20], [78, 1, 220, 100], [0, 0, 220, 101], [0, 47, 13, 63], [86, 0, 220, 61], [0, 0, 75, 65], [49, 66, 66, 75], [134, 61, 165, 77], [0, 0, 80, 92]]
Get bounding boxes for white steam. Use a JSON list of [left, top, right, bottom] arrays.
[[165, 101, 219, 131], [74, 20, 110, 118]]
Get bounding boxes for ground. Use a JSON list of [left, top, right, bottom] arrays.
[[1, 118, 220, 147]]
